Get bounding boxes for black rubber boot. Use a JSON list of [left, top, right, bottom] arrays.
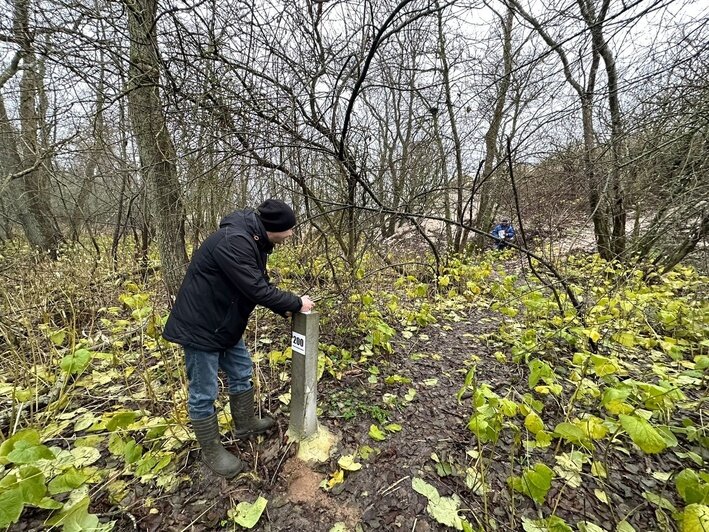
[[191, 413, 243, 478], [230, 387, 276, 439]]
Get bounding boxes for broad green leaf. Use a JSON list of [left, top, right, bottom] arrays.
[[106, 411, 138, 432], [50, 329, 67, 345], [368, 424, 386, 441], [583, 328, 602, 343], [107, 434, 126, 456], [60, 349, 92, 375], [267, 349, 287, 365], [464, 467, 488, 496], [676, 469, 709, 504], [508, 463, 554, 504], [46, 492, 109, 531], [577, 522, 607, 532], [412, 477, 439, 501], [70, 446, 102, 467], [384, 375, 411, 385], [382, 393, 398, 407], [591, 354, 621, 377], [595, 489, 610, 504], [500, 398, 518, 417], [135, 452, 172, 478], [411, 477, 464, 530], [554, 452, 586, 489], [521, 515, 572, 531], [643, 491, 677, 512], [384, 423, 402, 433], [14, 388, 32, 402], [522, 393, 544, 413], [619, 415, 667, 454], [616, 521, 637, 532], [17, 466, 46, 504], [228, 496, 268, 529], [528, 359, 554, 388], [577, 416, 608, 440], [36, 497, 64, 510], [553, 422, 593, 449], [427, 492, 465, 530], [131, 306, 153, 320], [337, 455, 362, 472], [534, 383, 563, 396], [0, 488, 24, 527], [48, 467, 87, 495], [7, 440, 55, 464], [677, 504, 709, 532], [74, 412, 97, 433], [434, 459, 453, 477], [106, 480, 130, 504], [123, 440, 143, 464], [535, 430, 554, 447], [603, 390, 634, 415], [0, 429, 41, 464], [521, 517, 546, 532], [358, 446, 375, 460], [612, 332, 636, 348], [656, 426, 678, 448], [591, 461, 607, 478], [467, 413, 496, 443], [524, 412, 544, 435]]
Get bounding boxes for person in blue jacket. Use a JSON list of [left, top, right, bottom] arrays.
[[491, 219, 516, 250], [163, 199, 315, 478]]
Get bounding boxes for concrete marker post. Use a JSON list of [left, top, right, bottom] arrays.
[[289, 311, 319, 439], [288, 311, 337, 463]]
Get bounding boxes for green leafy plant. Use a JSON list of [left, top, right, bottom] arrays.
[[411, 477, 472, 531], [508, 463, 554, 504], [227, 496, 268, 529]]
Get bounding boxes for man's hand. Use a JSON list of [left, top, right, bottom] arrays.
[[299, 295, 315, 313]]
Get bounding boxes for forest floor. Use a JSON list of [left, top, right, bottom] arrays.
[[115, 303, 526, 532], [101, 272, 663, 532], [5, 249, 706, 532]]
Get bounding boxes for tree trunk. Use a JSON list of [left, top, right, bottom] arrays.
[[582, 98, 612, 259], [2, 0, 63, 256], [71, 64, 106, 243], [472, 8, 514, 250], [578, 0, 626, 258], [436, 1, 465, 251], [124, 0, 188, 300]]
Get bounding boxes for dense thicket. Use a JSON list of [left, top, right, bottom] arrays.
[[0, 0, 707, 282]]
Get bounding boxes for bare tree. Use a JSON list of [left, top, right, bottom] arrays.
[[123, 0, 188, 298], [504, 0, 620, 259], [0, 0, 63, 256]]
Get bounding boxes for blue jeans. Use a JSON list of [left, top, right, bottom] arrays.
[[184, 338, 253, 420]]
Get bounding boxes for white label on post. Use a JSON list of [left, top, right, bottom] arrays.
[[292, 332, 306, 355]]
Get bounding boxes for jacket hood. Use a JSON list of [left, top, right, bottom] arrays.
[[219, 209, 273, 253]]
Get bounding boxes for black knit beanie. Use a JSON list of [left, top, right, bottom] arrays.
[[256, 199, 296, 232]]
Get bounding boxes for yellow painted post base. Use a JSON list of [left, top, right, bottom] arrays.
[[288, 423, 339, 464]]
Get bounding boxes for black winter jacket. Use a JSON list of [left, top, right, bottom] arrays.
[[162, 209, 302, 350]]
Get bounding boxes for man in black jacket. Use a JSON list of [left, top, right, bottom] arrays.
[[164, 199, 315, 478]]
